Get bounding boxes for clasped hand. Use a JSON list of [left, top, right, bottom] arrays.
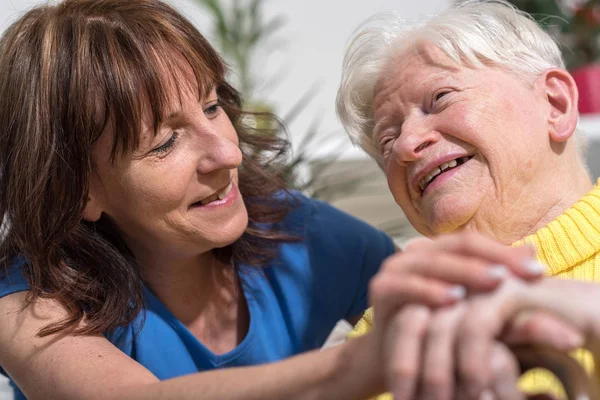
[[368, 232, 599, 400]]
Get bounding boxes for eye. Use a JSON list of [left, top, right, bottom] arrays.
[[151, 131, 179, 154], [429, 90, 452, 112], [435, 91, 449, 102], [204, 101, 222, 118], [379, 135, 397, 156]]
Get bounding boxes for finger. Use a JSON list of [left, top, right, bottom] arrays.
[[418, 304, 466, 400], [414, 232, 543, 279], [381, 251, 509, 292], [456, 293, 515, 397], [384, 305, 431, 400], [502, 311, 584, 351], [403, 236, 433, 251], [369, 273, 465, 327], [456, 279, 542, 398], [488, 343, 524, 400]]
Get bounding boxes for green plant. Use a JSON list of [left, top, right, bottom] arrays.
[[506, 0, 600, 69], [192, 0, 372, 199]]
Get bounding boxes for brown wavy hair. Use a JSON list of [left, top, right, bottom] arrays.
[[0, 0, 296, 336]]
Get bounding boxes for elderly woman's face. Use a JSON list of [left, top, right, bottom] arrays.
[[373, 45, 552, 236], [86, 78, 248, 261]]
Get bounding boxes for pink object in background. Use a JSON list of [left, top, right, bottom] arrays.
[[572, 64, 600, 115]]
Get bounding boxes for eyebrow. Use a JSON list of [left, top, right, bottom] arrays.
[[163, 83, 217, 122]]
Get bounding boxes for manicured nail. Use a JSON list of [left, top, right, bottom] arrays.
[[522, 259, 545, 275], [487, 264, 508, 279], [448, 285, 466, 300]]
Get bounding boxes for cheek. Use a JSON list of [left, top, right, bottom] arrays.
[[385, 164, 410, 205], [118, 165, 191, 211]]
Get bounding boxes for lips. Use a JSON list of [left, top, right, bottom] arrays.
[[190, 181, 233, 207], [412, 154, 474, 195]]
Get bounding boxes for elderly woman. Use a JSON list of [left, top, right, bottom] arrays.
[[0, 1, 408, 399], [336, 0, 600, 398]]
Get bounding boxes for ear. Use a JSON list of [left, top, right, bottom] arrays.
[[541, 69, 579, 143], [83, 193, 103, 222]]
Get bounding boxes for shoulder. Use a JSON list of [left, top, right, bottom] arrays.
[[282, 191, 386, 238], [0, 255, 30, 298], [277, 191, 395, 278], [283, 191, 394, 251]]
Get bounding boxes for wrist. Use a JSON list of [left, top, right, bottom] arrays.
[[334, 332, 385, 399]]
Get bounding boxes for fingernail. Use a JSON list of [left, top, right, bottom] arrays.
[[487, 264, 508, 279], [522, 259, 546, 275], [478, 389, 495, 400], [448, 285, 466, 299]]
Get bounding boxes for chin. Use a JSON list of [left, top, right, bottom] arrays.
[[417, 198, 478, 235], [209, 212, 249, 248]]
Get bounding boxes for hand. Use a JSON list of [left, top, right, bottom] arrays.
[[369, 231, 545, 399], [456, 277, 597, 399], [370, 232, 544, 330], [380, 302, 527, 400]]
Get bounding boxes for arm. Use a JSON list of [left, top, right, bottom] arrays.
[[0, 292, 383, 400]]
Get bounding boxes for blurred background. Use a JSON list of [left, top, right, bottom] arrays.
[[1, 0, 600, 397]]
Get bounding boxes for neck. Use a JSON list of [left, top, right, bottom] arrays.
[[136, 247, 248, 354], [140, 250, 234, 307], [463, 157, 593, 244]]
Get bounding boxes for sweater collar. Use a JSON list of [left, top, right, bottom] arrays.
[[513, 179, 600, 276]]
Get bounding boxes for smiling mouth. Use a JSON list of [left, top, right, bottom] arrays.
[[419, 155, 474, 194], [191, 182, 233, 207]]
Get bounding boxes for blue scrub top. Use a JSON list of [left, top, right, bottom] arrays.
[[0, 192, 395, 398]]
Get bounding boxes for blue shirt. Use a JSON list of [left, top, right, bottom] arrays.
[[0, 193, 395, 398]]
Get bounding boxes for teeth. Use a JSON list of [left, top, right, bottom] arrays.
[[418, 157, 469, 192], [200, 183, 233, 205], [200, 193, 218, 206], [217, 183, 232, 200], [439, 159, 457, 172]]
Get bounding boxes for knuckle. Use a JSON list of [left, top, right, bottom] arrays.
[[423, 370, 451, 392], [491, 345, 518, 375], [389, 361, 417, 381], [458, 362, 485, 387], [458, 321, 479, 340], [380, 252, 413, 273], [423, 252, 444, 270], [369, 275, 385, 295], [428, 315, 454, 337], [369, 278, 392, 305], [403, 237, 431, 251], [459, 234, 477, 251], [398, 306, 430, 334]]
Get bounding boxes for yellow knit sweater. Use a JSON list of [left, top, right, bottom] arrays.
[[352, 180, 600, 399]]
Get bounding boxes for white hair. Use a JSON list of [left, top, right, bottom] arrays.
[[336, 0, 572, 162]]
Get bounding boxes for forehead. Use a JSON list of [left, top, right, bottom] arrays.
[[375, 43, 460, 100], [98, 57, 214, 162]]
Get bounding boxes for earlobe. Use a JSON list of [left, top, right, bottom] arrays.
[[83, 195, 103, 222], [543, 69, 579, 143]]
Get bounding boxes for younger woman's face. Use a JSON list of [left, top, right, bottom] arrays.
[[85, 75, 248, 262]]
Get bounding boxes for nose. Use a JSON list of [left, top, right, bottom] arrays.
[[391, 112, 440, 165], [194, 129, 242, 175]]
